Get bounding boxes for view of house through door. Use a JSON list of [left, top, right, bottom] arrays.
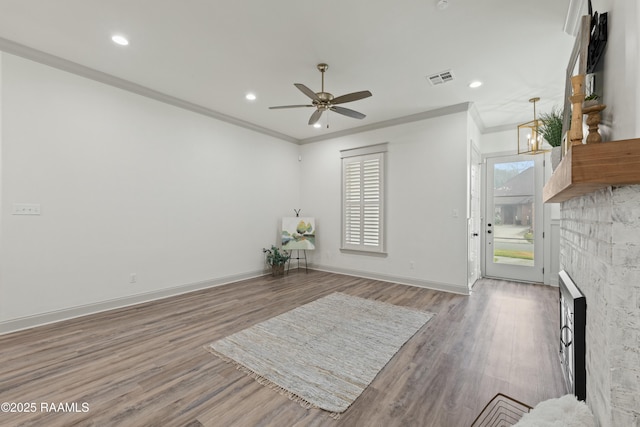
[[484, 155, 544, 283]]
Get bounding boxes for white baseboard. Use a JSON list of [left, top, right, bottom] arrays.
[[0, 270, 266, 335], [1, 267, 469, 335], [310, 264, 470, 295]]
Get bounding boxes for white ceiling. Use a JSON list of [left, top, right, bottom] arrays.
[[0, 0, 576, 143]]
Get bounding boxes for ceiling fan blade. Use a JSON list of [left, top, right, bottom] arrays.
[[269, 105, 314, 109], [308, 109, 323, 125], [330, 106, 366, 120], [331, 90, 372, 105], [294, 83, 321, 102]]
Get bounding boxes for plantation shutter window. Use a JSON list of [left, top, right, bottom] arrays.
[[341, 144, 387, 253]]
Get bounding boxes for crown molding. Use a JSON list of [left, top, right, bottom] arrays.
[[483, 122, 522, 134], [1, 37, 518, 145], [0, 37, 299, 144], [299, 102, 472, 144]]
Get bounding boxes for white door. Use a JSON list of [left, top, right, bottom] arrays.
[[468, 144, 481, 290], [484, 155, 544, 283]]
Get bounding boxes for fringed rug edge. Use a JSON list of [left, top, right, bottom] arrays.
[[203, 345, 343, 420]]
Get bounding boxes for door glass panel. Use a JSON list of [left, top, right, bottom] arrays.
[[492, 160, 535, 266]]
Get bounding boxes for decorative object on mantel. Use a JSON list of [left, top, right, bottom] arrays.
[[517, 97, 548, 155], [262, 245, 291, 277], [582, 103, 606, 144], [569, 74, 585, 147], [586, 0, 608, 74], [583, 92, 599, 108], [561, 15, 590, 157], [575, 1, 609, 147], [539, 106, 564, 169]]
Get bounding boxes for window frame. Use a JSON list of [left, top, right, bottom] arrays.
[[340, 143, 387, 254]]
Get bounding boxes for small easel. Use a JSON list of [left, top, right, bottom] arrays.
[[286, 209, 308, 273], [287, 249, 308, 274]]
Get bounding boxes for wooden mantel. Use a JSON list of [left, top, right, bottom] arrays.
[[544, 138, 640, 202]]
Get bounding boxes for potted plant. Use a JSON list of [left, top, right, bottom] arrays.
[[262, 245, 290, 277], [539, 107, 564, 170], [583, 93, 600, 108]]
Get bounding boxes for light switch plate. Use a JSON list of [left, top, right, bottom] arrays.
[[13, 203, 41, 215]]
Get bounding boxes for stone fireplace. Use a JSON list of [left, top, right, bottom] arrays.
[[544, 2, 640, 423], [560, 185, 640, 426]]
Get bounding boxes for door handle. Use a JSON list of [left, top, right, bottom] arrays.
[[472, 233, 479, 236]]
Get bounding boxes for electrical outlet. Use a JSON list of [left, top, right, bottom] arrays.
[[130, 273, 137, 284]]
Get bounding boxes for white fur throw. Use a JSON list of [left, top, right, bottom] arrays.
[[514, 395, 595, 427]]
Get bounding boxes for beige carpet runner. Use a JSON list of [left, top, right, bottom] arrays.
[[208, 292, 433, 415]]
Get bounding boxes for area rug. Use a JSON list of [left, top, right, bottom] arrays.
[[207, 292, 434, 415]]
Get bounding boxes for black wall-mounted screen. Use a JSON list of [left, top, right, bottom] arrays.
[[559, 270, 586, 401]]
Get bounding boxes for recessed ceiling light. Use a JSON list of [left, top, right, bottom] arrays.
[[437, 0, 449, 10], [111, 35, 129, 46], [313, 123, 321, 129], [245, 93, 256, 101], [469, 81, 483, 88]]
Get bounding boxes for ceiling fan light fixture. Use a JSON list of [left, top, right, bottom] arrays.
[[269, 63, 372, 126], [313, 123, 322, 129], [245, 93, 257, 101]]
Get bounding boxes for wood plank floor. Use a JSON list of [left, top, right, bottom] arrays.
[[0, 271, 566, 427]]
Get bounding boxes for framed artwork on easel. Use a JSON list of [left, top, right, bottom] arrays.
[[281, 217, 316, 250]]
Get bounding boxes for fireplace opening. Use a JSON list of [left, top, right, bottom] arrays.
[[559, 270, 586, 401]]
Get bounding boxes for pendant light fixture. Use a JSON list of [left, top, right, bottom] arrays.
[[517, 97, 548, 155]]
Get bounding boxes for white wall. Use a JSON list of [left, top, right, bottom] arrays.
[[607, 0, 639, 140], [591, 0, 639, 140], [0, 53, 300, 329], [299, 112, 470, 294], [479, 128, 516, 155], [637, 3, 640, 137]]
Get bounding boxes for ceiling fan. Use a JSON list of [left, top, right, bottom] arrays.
[[269, 63, 372, 126]]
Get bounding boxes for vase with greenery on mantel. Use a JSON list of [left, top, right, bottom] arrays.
[[583, 93, 600, 108], [262, 245, 290, 277], [539, 106, 564, 170]]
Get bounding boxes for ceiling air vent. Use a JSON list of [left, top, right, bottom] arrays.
[[427, 70, 454, 86]]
